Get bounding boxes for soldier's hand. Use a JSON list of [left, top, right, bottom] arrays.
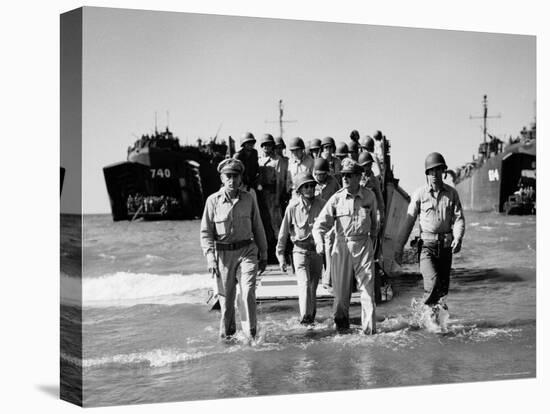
[[258, 259, 267, 275], [315, 243, 324, 256], [277, 255, 287, 273], [451, 238, 462, 254], [206, 253, 218, 275]]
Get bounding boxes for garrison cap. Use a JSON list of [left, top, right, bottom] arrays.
[[357, 152, 374, 167], [217, 158, 245, 175], [340, 158, 363, 174]]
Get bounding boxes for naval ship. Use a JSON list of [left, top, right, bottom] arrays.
[[103, 127, 232, 221], [450, 96, 536, 214]]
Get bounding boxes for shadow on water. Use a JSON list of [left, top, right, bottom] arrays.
[[452, 267, 533, 283]]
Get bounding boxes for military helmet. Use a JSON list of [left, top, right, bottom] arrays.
[[348, 140, 359, 153], [288, 136, 305, 150], [321, 136, 336, 148], [294, 172, 317, 191], [360, 136, 375, 151], [335, 142, 349, 156], [313, 157, 330, 172], [218, 158, 245, 175], [240, 132, 256, 147], [357, 152, 374, 167], [260, 133, 275, 147], [373, 130, 383, 141], [274, 136, 286, 148], [340, 158, 362, 174], [424, 152, 447, 173], [350, 129, 360, 141], [309, 138, 322, 150]]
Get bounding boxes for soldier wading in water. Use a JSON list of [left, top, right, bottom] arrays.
[[200, 158, 268, 340], [313, 158, 378, 334], [395, 152, 465, 324]]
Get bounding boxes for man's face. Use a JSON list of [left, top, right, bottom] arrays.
[[262, 143, 274, 157], [290, 148, 304, 160], [310, 148, 321, 158], [321, 145, 334, 157], [299, 182, 316, 199], [342, 172, 361, 190], [314, 170, 328, 184], [221, 172, 242, 192], [426, 166, 445, 188], [242, 142, 255, 151]]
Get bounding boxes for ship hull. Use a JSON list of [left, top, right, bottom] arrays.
[[455, 141, 536, 213]]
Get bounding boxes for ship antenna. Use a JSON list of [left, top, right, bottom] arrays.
[[154, 111, 158, 134], [265, 99, 297, 139], [470, 94, 500, 144], [166, 111, 170, 130]]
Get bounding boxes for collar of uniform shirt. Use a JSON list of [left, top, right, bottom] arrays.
[[298, 195, 315, 209], [219, 188, 242, 203], [344, 188, 365, 200], [425, 183, 449, 196]]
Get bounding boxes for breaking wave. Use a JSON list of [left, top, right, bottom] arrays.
[[61, 271, 213, 308]]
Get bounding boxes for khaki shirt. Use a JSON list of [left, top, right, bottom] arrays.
[[200, 188, 268, 260], [287, 154, 314, 192], [276, 196, 326, 256], [313, 186, 378, 245], [315, 175, 340, 201], [407, 183, 465, 240], [258, 154, 286, 199]]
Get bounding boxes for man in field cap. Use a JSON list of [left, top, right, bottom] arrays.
[[277, 172, 325, 325], [313, 158, 378, 334], [200, 158, 268, 339], [395, 152, 465, 323]]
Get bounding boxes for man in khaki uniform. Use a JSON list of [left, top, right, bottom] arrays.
[[277, 172, 325, 325], [313, 159, 378, 334], [395, 152, 465, 320], [200, 158, 268, 339]]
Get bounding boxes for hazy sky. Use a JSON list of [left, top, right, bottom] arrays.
[[77, 7, 535, 214]]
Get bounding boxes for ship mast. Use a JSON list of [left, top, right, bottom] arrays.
[[470, 94, 500, 144], [265, 99, 297, 139]]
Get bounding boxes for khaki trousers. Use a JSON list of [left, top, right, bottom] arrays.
[[216, 243, 258, 338], [293, 249, 323, 323], [331, 237, 376, 333]]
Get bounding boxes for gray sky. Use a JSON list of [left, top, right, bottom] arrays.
[[78, 7, 535, 214]]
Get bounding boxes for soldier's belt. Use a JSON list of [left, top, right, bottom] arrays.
[[420, 232, 453, 242], [215, 239, 253, 251], [293, 240, 316, 251]]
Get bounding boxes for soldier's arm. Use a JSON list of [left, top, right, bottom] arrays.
[[199, 196, 217, 269], [396, 190, 420, 250], [312, 196, 336, 249], [452, 190, 466, 244], [250, 194, 268, 261], [276, 207, 291, 263]]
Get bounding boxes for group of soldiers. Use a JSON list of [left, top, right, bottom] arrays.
[[200, 130, 465, 340]]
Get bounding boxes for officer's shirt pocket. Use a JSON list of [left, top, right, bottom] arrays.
[[335, 207, 352, 233], [213, 211, 232, 238]]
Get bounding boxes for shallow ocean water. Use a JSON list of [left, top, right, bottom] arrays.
[[61, 211, 536, 406]]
